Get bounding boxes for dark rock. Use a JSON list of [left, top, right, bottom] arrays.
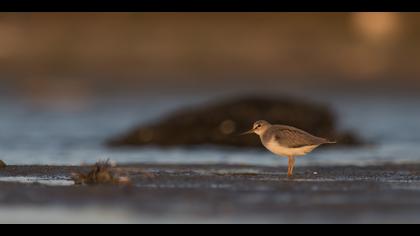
[[107, 96, 363, 148], [0, 160, 6, 169]]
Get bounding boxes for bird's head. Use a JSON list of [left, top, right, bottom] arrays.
[[240, 120, 271, 136]]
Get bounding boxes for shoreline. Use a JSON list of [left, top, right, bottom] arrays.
[[1, 163, 420, 223]]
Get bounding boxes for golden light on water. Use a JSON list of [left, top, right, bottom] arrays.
[[347, 13, 404, 80], [1, 13, 420, 91], [351, 13, 401, 43], [0, 22, 21, 59]]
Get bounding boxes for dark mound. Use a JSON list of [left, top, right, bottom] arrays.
[[107, 96, 362, 148], [0, 160, 6, 169]]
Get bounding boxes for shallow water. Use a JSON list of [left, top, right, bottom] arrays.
[[1, 92, 420, 167], [0, 176, 74, 186], [0, 206, 144, 224], [0, 205, 299, 224]]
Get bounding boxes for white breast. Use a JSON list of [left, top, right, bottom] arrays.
[[264, 140, 319, 157]]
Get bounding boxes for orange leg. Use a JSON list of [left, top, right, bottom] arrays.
[[288, 156, 296, 177]]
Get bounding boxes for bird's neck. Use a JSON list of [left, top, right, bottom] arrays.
[[255, 125, 270, 136]]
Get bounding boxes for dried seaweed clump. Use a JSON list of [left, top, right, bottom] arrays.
[[71, 160, 131, 185], [0, 160, 6, 169]]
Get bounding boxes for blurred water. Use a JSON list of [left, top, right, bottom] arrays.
[[1, 92, 420, 166]]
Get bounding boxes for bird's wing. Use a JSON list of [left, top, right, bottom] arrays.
[[270, 126, 328, 148]]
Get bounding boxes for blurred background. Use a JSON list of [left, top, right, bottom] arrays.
[[1, 13, 420, 98], [1, 13, 420, 166]]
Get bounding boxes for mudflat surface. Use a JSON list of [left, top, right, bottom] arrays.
[[1, 164, 420, 223]]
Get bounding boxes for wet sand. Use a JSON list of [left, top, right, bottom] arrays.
[[1, 164, 420, 223]]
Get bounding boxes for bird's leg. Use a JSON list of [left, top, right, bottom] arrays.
[[288, 156, 296, 177], [290, 156, 296, 176]]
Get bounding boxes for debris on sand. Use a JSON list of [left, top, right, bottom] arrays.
[[71, 160, 131, 186], [107, 96, 363, 148], [0, 160, 6, 169]]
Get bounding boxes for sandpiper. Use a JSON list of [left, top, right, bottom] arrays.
[[241, 120, 336, 177]]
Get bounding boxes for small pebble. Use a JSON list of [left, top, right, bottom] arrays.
[[313, 172, 318, 175]]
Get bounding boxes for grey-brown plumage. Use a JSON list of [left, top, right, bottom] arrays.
[[262, 125, 332, 149], [241, 120, 336, 177]]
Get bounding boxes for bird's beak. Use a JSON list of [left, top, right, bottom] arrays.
[[239, 128, 255, 135]]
